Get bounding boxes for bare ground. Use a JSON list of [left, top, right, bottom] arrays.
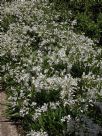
[[0, 91, 20, 136]]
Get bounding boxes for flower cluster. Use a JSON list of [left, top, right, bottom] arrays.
[[27, 130, 48, 136]]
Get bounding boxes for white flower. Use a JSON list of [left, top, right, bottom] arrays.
[[61, 115, 71, 123], [26, 130, 48, 136], [71, 19, 77, 26]]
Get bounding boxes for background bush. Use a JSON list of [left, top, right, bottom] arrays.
[[50, 0, 102, 45]]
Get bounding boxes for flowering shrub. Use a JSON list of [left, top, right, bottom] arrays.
[[0, 0, 102, 135]]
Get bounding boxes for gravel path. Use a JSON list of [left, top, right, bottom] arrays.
[[0, 91, 19, 136]]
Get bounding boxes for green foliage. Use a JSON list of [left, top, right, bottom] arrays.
[[0, 14, 18, 32], [51, 0, 102, 45]]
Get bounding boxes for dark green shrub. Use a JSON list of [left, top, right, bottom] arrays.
[[51, 0, 102, 45]]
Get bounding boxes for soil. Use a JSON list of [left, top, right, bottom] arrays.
[[0, 91, 20, 136]]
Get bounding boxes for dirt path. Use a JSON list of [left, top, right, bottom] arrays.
[[0, 91, 20, 136]]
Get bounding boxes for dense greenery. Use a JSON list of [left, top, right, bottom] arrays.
[[51, 0, 102, 45], [0, 0, 102, 136]]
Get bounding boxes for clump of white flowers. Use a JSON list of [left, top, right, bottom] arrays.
[[0, 0, 102, 135], [27, 130, 48, 136], [61, 115, 71, 123]]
